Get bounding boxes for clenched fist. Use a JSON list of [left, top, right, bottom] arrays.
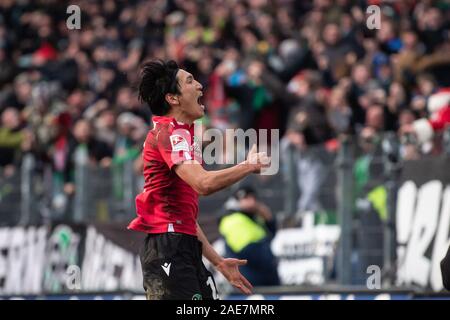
[[245, 144, 271, 173]]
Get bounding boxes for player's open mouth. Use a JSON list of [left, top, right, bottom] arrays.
[[197, 94, 205, 110]]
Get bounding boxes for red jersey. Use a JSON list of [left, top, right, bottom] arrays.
[[128, 115, 202, 235]]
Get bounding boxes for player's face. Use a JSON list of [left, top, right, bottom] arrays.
[[176, 69, 205, 121]]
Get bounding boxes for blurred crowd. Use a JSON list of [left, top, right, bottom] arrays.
[[0, 0, 449, 215]]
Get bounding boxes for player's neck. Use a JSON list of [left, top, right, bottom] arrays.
[[166, 110, 195, 125]]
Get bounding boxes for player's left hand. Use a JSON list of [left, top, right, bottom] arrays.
[[216, 258, 253, 295]]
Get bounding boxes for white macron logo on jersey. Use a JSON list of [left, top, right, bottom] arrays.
[[161, 262, 171, 276]]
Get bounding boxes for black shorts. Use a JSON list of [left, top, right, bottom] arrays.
[[140, 232, 219, 300]]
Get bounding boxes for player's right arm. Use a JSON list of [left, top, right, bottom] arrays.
[[174, 144, 270, 196]]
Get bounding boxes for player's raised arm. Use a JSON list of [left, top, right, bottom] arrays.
[[174, 144, 270, 196]]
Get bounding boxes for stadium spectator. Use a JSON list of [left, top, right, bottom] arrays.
[[114, 112, 147, 161], [70, 118, 113, 167], [281, 69, 334, 217], [0, 107, 32, 176], [401, 88, 450, 157]]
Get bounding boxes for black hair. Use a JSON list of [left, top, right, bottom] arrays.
[[234, 185, 257, 200], [138, 60, 180, 116]]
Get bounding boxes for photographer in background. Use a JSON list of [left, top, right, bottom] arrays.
[[219, 186, 280, 287]]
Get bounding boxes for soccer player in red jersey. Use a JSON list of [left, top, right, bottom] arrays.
[[129, 60, 270, 300]]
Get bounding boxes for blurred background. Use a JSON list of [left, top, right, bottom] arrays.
[[0, 0, 449, 300]]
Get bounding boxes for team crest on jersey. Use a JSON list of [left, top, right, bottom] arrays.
[[170, 134, 190, 152]]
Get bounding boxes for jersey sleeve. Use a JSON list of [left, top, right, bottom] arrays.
[[156, 126, 193, 169]]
